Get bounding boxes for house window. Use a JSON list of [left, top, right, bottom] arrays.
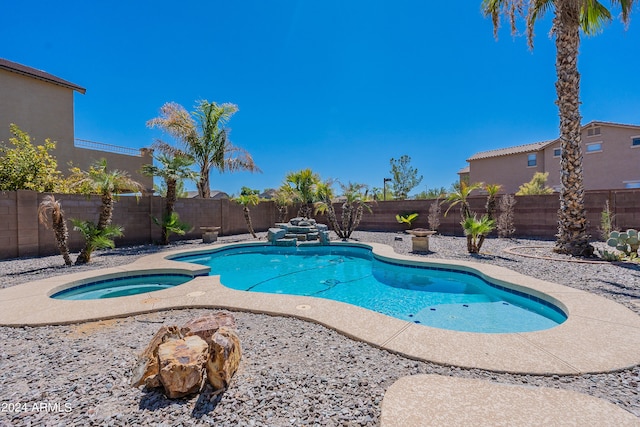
[[586, 142, 602, 153], [624, 181, 640, 189], [587, 126, 601, 137], [553, 148, 561, 157], [632, 137, 640, 147], [527, 153, 537, 167]]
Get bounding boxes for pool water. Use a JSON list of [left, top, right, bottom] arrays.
[[51, 274, 193, 300], [176, 245, 567, 333]]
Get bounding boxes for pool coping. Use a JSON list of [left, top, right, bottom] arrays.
[[1, 241, 639, 375]]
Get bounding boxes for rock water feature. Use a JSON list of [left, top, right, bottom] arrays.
[[131, 312, 241, 399], [267, 217, 331, 246]]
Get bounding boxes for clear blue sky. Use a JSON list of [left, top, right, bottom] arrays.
[[2, 1, 639, 196]]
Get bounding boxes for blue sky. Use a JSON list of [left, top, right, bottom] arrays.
[[2, 1, 639, 196]]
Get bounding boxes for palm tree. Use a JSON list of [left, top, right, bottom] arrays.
[[274, 185, 295, 223], [285, 168, 322, 218], [142, 153, 197, 244], [73, 159, 143, 231], [443, 181, 483, 221], [147, 100, 260, 198], [38, 195, 72, 266], [462, 215, 495, 254], [72, 159, 142, 264], [484, 183, 502, 221], [72, 220, 124, 264], [234, 191, 260, 238], [315, 182, 372, 240], [482, 0, 636, 256]]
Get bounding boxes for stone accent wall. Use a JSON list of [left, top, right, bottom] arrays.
[[1, 190, 638, 260]]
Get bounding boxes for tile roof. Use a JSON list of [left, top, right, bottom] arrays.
[[467, 140, 555, 161], [0, 58, 86, 94]]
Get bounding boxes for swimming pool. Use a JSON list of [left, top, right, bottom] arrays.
[[175, 244, 567, 333], [51, 274, 194, 300]]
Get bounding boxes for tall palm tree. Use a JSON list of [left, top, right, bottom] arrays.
[[142, 153, 198, 244], [285, 168, 322, 218], [482, 0, 636, 256], [147, 100, 260, 198], [38, 195, 72, 266]]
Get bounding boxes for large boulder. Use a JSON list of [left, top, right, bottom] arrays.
[[181, 312, 237, 344], [157, 335, 209, 398], [130, 325, 181, 388], [206, 327, 242, 391]]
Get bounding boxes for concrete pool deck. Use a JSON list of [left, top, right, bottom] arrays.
[[2, 241, 639, 424], [1, 241, 640, 375]]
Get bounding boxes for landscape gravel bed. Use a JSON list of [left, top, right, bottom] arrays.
[[0, 232, 639, 425]]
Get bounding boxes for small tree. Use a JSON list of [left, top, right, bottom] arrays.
[[141, 153, 197, 245], [315, 182, 372, 240], [284, 169, 324, 218], [484, 184, 502, 221], [389, 155, 423, 200], [443, 181, 483, 221], [72, 220, 124, 264], [234, 187, 260, 238], [516, 172, 553, 196], [38, 195, 72, 266], [599, 200, 614, 241], [274, 185, 294, 223], [0, 124, 66, 192], [70, 159, 142, 264], [496, 194, 517, 238], [462, 215, 495, 254]]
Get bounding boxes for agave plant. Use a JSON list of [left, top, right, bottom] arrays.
[[37, 195, 72, 266], [72, 219, 124, 264], [461, 215, 495, 254], [396, 213, 419, 229]]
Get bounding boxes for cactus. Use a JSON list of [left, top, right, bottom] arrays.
[[607, 229, 639, 258]]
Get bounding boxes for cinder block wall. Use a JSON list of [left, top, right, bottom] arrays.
[[1, 189, 638, 260]]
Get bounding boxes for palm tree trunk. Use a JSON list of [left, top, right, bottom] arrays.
[[553, 3, 594, 257], [97, 193, 113, 231], [52, 217, 73, 266], [76, 246, 91, 265], [163, 178, 177, 245], [243, 206, 257, 238], [198, 165, 211, 199]]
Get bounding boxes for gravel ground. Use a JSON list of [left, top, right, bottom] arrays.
[[0, 232, 639, 426]]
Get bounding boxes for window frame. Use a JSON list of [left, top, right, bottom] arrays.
[[587, 126, 601, 137], [585, 142, 603, 154], [631, 135, 640, 148], [553, 148, 561, 158], [527, 153, 537, 167]]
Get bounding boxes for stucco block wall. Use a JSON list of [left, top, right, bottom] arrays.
[[2, 190, 639, 260]]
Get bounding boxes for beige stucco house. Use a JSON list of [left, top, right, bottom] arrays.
[[461, 121, 640, 193], [0, 58, 153, 193]]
